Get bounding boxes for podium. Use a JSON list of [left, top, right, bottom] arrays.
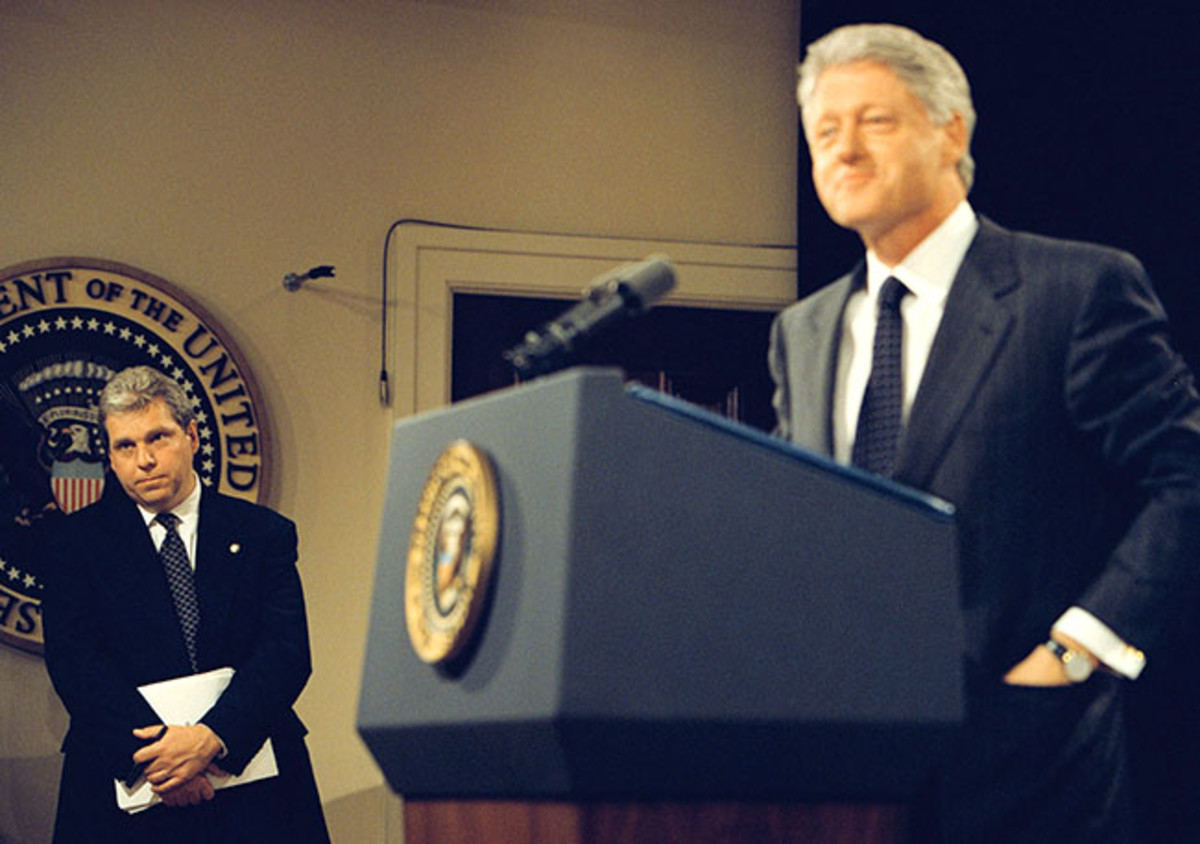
[[358, 368, 963, 843]]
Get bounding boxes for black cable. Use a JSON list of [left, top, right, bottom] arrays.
[[379, 219, 494, 406]]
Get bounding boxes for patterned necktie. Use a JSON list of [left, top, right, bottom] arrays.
[[156, 512, 199, 672], [852, 277, 910, 477]]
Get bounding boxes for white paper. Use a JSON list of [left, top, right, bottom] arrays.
[[114, 667, 278, 812]]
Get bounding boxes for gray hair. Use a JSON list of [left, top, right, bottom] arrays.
[[797, 23, 977, 191], [98, 365, 195, 435]]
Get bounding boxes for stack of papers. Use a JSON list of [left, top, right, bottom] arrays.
[[115, 667, 278, 813]]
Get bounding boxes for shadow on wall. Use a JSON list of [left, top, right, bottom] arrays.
[[0, 755, 61, 844], [323, 785, 405, 844], [1, 647, 67, 844]]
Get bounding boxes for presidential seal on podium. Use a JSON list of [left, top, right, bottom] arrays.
[[405, 440, 500, 666]]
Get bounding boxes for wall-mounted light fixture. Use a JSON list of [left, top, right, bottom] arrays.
[[282, 265, 337, 291]]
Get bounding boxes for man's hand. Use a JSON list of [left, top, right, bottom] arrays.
[[132, 724, 224, 795], [158, 773, 216, 807], [1004, 633, 1097, 687]]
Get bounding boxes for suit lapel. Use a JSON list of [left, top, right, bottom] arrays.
[[106, 488, 160, 574], [793, 267, 861, 456], [194, 491, 242, 658], [99, 483, 198, 670], [895, 219, 1019, 488]]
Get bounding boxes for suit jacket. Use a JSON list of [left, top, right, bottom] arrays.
[[769, 217, 1200, 841], [44, 479, 329, 844]]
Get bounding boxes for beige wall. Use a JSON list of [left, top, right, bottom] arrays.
[[0, 1, 798, 841]]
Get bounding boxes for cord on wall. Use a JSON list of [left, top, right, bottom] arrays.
[[377, 218, 795, 409]]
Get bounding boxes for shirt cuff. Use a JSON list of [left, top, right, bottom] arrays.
[[201, 723, 228, 759], [1053, 606, 1147, 679]]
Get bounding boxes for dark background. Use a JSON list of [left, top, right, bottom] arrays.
[[797, 2, 1200, 371]]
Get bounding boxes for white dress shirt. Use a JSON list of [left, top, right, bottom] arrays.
[[833, 200, 978, 463], [833, 200, 1145, 679], [140, 473, 202, 570]]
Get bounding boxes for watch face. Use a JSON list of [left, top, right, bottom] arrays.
[[1063, 652, 1093, 682]]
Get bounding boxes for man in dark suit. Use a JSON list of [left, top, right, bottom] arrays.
[[769, 23, 1200, 844], [43, 366, 330, 844]]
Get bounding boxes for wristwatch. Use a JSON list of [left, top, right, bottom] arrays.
[[1044, 639, 1095, 683]]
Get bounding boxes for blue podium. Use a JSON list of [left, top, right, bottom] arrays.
[[358, 368, 963, 843]]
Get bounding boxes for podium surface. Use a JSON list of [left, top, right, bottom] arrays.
[[358, 368, 963, 803]]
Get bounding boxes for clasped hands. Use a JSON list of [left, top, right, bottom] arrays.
[[131, 723, 229, 808]]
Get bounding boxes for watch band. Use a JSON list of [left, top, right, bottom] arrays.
[[1045, 638, 1095, 683]]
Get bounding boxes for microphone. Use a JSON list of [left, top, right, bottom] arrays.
[[503, 255, 677, 378]]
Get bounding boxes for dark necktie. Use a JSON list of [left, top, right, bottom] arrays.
[[852, 277, 910, 477], [156, 512, 200, 672]]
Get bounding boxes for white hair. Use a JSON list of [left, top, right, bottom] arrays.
[[798, 23, 977, 191]]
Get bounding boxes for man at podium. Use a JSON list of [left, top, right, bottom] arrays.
[[769, 23, 1200, 844]]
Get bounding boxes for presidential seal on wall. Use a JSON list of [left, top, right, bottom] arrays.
[[405, 440, 500, 666], [0, 257, 273, 654]]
